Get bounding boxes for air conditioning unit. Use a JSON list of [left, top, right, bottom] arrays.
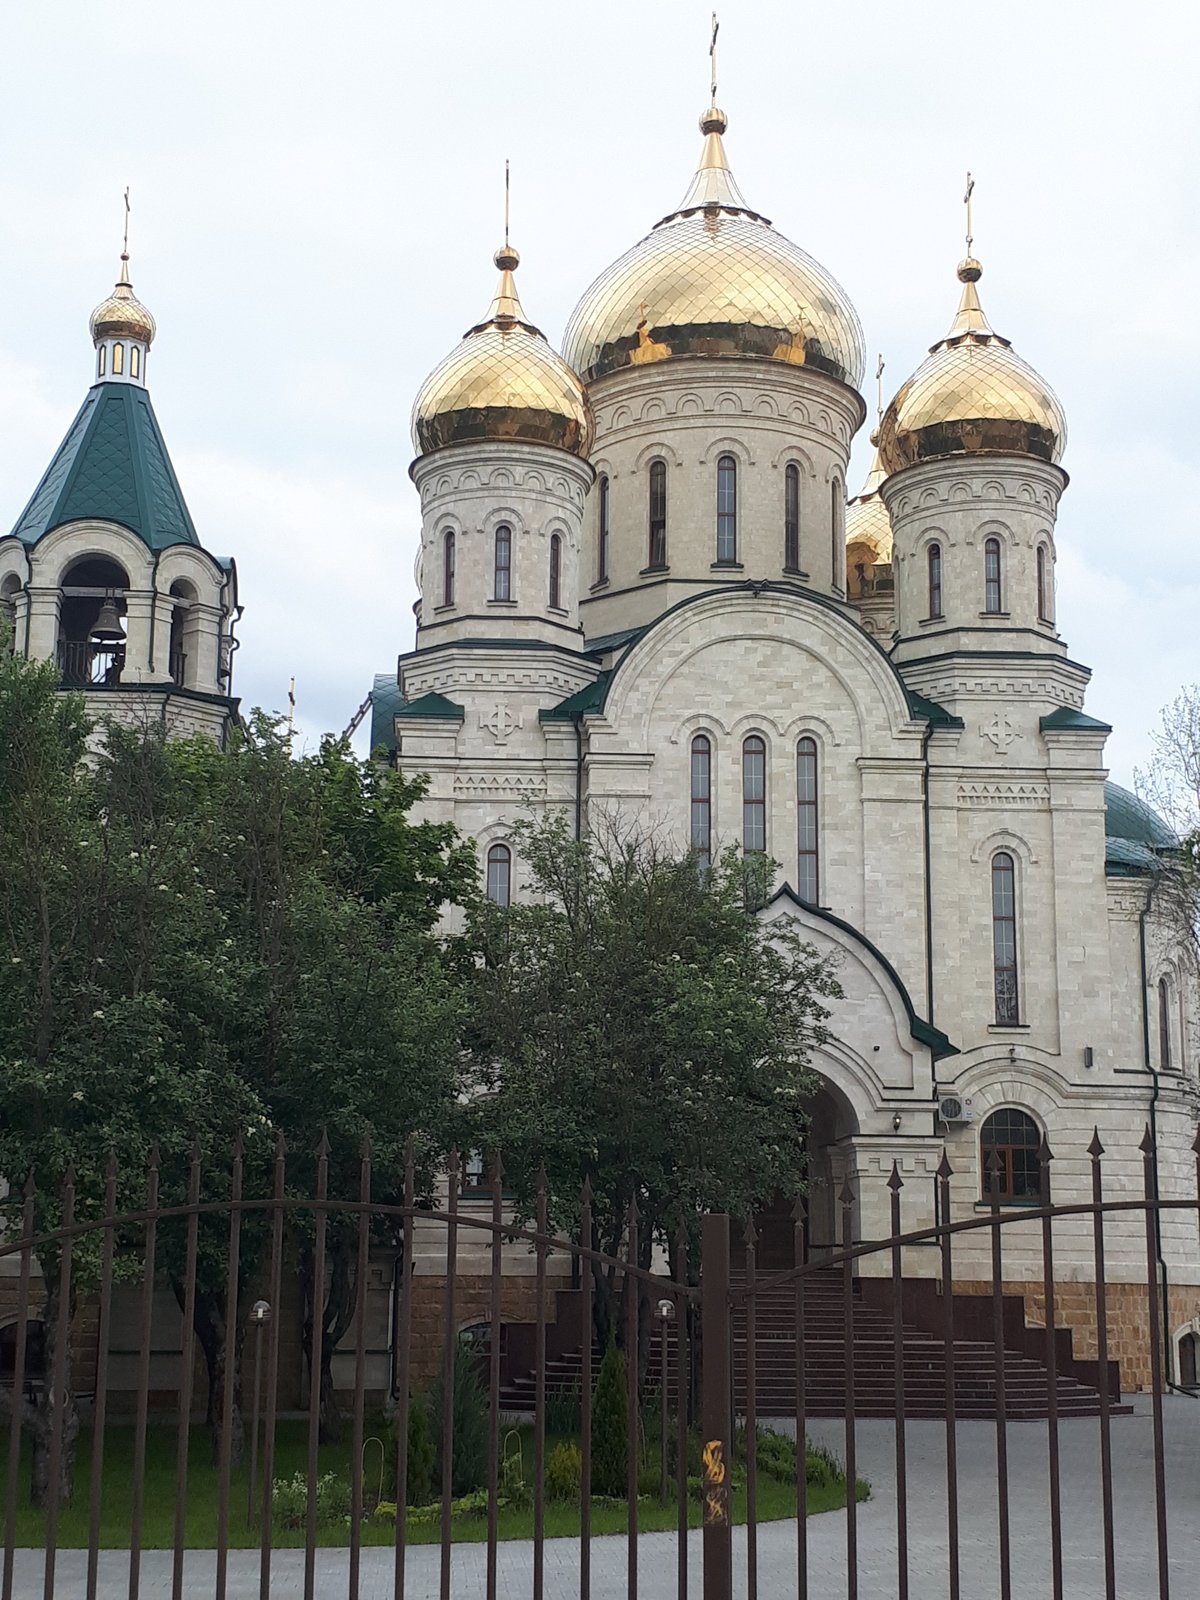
[[939, 1094, 975, 1124]]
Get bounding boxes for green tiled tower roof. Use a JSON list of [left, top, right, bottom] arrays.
[[11, 381, 197, 550]]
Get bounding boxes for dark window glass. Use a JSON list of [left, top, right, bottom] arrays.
[[443, 530, 456, 607], [985, 537, 1002, 614], [494, 524, 512, 601], [796, 737, 819, 903], [784, 464, 800, 569], [648, 460, 667, 567], [690, 734, 712, 867], [1037, 544, 1050, 622], [598, 475, 610, 583], [831, 481, 842, 588], [980, 1108, 1041, 1201], [992, 852, 1019, 1024], [717, 455, 737, 562], [1159, 976, 1173, 1070], [549, 533, 562, 610], [742, 735, 766, 855], [486, 843, 511, 907], [98, 345, 106, 377], [928, 542, 943, 618]]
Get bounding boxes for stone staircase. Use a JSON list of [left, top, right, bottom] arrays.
[[498, 1269, 1126, 1420]]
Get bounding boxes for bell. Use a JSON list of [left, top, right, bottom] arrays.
[[90, 597, 124, 643]]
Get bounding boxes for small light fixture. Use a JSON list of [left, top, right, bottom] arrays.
[[656, 1298, 676, 1322], [892, 1113, 903, 1132], [249, 1299, 272, 1326]]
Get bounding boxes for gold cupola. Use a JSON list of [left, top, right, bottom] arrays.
[[412, 245, 593, 458], [90, 252, 157, 348], [845, 432, 893, 566], [878, 256, 1065, 475], [561, 105, 865, 389]]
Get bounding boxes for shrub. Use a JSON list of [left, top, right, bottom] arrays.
[[590, 1337, 628, 1496], [271, 1471, 351, 1529], [545, 1380, 582, 1435], [384, 1393, 438, 1505], [545, 1440, 582, 1501], [429, 1347, 490, 1497]]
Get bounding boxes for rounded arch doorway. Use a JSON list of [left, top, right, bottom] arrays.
[[752, 1079, 860, 1270]]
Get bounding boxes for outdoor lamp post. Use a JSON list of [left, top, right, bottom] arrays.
[[247, 1299, 272, 1525], [656, 1297, 676, 1502]]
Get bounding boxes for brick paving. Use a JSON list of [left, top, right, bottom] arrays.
[[8, 1396, 1198, 1596]]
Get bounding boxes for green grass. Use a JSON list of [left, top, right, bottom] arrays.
[[7, 1420, 865, 1549]]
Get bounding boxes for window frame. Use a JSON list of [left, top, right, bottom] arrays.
[[830, 480, 843, 589], [98, 344, 107, 378], [486, 842, 512, 907], [716, 454, 738, 564], [549, 532, 562, 610], [927, 542, 943, 619], [796, 736, 819, 903], [648, 459, 667, 568], [980, 1108, 1042, 1203], [493, 524, 512, 601], [442, 529, 456, 608], [741, 734, 767, 856], [1158, 975, 1173, 1070], [690, 733, 712, 868], [1036, 544, 1051, 623], [597, 474, 610, 583], [112, 342, 124, 376], [784, 463, 801, 571], [984, 536, 1003, 614], [991, 851, 1020, 1025]]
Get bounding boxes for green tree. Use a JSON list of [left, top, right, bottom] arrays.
[[461, 812, 839, 1360], [590, 1336, 628, 1496]]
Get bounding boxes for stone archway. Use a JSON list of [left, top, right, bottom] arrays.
[[753, 1076, 861, 1270]]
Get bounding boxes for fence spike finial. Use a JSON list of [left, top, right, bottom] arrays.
[[887, 1159, 904, 1192], [791, 1191, 807, 1224], [317, 1128, 331, 1159], [188, 1133, 202, 1165], [359, 1132, 373, 1161], [23, 1169, 36, 1199], [839, 1176, 855, 1208], [148, 1140, 161, 1171], [1139, 1124, 1156, 1156], [1038, 1133, 1054, 1165], [580, 1171, 592, 1204], [104, 1150, 118, 1181], [230, 1130, 244, 1163], [743, 1214, 758, 1247], [1088, 1127, 1105, 1159], [492, 1149, 505, 1187], [63, 1160, 77, 1188], [274, 1128, 287, 1160], [936, 1149, 954, 1182]]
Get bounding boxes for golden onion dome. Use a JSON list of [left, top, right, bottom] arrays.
[[878, 258, 1065, 475], [561, 107, 865, 389], [412, 245, 593, 457], [845, 433, 892, 564], [90, 253, 157, 346]]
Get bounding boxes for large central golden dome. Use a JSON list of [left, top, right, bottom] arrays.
[[561, 108, 864, 389]]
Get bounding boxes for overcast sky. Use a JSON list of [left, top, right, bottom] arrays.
[[1, 0, 1196, 782]]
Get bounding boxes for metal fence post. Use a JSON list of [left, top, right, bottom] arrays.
[[701, 1214, 732, 1600]]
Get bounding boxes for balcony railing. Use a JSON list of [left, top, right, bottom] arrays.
[[169, 647, 186, 688], [57, 639, 123, 687]]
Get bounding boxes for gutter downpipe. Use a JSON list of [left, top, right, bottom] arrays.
[[922, 719, 939, 1224], [574, 714, 585, 841], [1139, 897, 1173, 1386]]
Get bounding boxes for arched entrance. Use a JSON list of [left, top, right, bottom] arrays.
[[753, 1078, 861, 1269]]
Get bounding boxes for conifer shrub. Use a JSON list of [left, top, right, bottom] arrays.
[[590, 1337, 628, 1496], [429, 1350, 490, 1496], [384, 1392, 438, 1505], [545, 1440, 583, 1500]]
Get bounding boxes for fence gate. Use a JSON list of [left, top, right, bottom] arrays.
[[1, 1129, 1197, 1597]]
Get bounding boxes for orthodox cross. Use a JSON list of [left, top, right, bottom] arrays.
[[875, 353, 885, 423], [710, 12, 719, 104], [964, 170, 975, 257]]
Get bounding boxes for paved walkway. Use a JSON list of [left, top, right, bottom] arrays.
[[9, 1397, 1199, 1596]]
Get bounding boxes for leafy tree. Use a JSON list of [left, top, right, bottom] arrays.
[[1137, 687, 1200, 957], [460, 811, 839, 1364]]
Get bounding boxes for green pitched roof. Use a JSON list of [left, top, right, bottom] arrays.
[[539, 672, 611, 722], [1104, 781, 1175, 849], [907, 688, 963, 729], [11, 383, 197, 550], [1040, 706, 1113, 734], [395, 691, 464, 721]]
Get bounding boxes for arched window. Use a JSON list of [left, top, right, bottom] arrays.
[[928, 543, 943, 618], [486, 843, 511, 907], [831, 481, 843, 588], [1037, 545, 1050, 622], [130, 345, 140, 379], [980, 1109, 1041, 1202], [784, 464, 800, 570], [648, 460, 667, 568], [742, 735, 766, 855], [796, 737, 819, 903], [991, 852, 1019, 1024], [984, 537, 1003, 614], [716, 455, 737, 563], [442, 530, 456, 607], [597, 475, 610, 583], [549, 533, 562, 610], [98, 345, 106, 378], [1159, 976, 1173, 1070], [690, 734, 712, 867], [112, 342, 124, 375], [493, 525, 512, 601]]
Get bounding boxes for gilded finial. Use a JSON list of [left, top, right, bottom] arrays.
[[710, 13, 719, 105], [494, 163, 519, 276], [504, 159, 510, 250], [700, 13, 727, 134], [958, 171, 982, 283], [120, 186, 131, 283], [875, 353, 885, 424]]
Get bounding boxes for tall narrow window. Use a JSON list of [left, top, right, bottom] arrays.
[[493, 524, 512, 600], [112, 342, 124, 375], [690, 734, 712, 867], [928, 542, 943, 618], [716, 455, 737, 563], [742, 735, 767, 855], [796, 737, 819, 903], [984, 537, 1003, 614], [831, 481, 843, 588], [549, 533, 562, 610], [486, 843, 511, 907], [980, 1109, 1041, 1201], [1037, 544, 1050, 622], [130, 346, 140, 379], [442, 530, 456, 607], [648, 460, 667, 568], [597, 475, 610, 583], [1159, 976, 1173, 1070], [991, 852, 1019, 1024], [98, 345, 106, 377], [784, 463, 800, 570]]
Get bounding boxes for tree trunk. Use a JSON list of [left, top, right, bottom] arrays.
[[28, 1275, 79, 1508], [176, 1286, 244, 1468], [299, 1230, 358, 1445]]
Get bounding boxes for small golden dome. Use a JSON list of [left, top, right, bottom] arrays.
[[90, 254, 156, 346], [561, 109, 864, 389], [412, 246, 593, 457], [845, 439, 892, 564], [878, 258, 1065, 475]]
